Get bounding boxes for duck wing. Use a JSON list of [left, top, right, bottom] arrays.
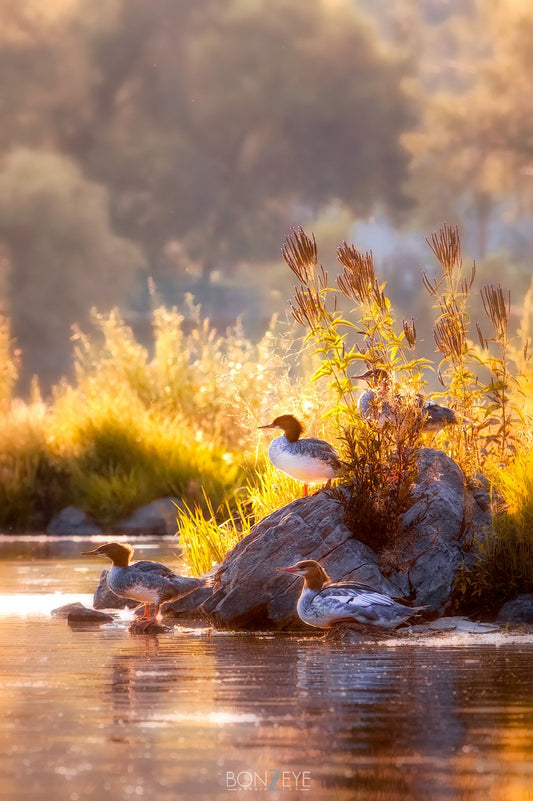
[[324, 579, 384, 594], [319, 585, 397, 609], [298, 437, 343, 468], [132, 560, 179, 579]]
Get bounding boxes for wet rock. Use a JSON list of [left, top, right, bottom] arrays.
[[51, 601, 85, 618], [67, 606, 114, 625], [496, 594, 533, 623], [46, 506, 102, 537], [202, 448, 493, 631], [163, 586, 213, 623], [129, 618, 169, 635], [113, 497, 182, 537], [323, 622, 390, 644], [201, 491, 395, 631], [420, 616, 499, 634]]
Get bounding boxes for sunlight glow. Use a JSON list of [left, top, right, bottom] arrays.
[[0, 592, 94, 617]]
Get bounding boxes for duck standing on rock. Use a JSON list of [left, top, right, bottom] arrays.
[[259, 414, 344, 496], [82, 542, 208, 622], [353, 369, 457, 431], [278, 559, 424, 630]]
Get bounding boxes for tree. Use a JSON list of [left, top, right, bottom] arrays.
[[0, 149, 145, 388], [45, 0, 414, 276], [404, 0, 533, 259]]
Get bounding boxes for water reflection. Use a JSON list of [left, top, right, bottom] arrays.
[[2, 541, 533, 800]]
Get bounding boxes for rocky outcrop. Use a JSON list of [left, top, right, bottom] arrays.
[[496, 594, 533, 623], [201, 448, 493, 631]]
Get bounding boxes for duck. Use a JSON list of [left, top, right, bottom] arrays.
[[353, 368, 457, 431], [82, 542, 208, 620], [277, 559, 424, 629], [258, 414, 344, 496]]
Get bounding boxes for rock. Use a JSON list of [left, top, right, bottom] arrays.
[[67, 606, 114, 625], [201, 448, 493, 631], [163, 586, 213, 623], [113, 497, 182, 537], [387, 448, 493, 611], [51, 602, 85, 618], [496, 594, 533, 623], [129, 618, 169, 635], [423, 616, 499, 634], [46, 506, 102, 537], [201, 491, 395, 631]]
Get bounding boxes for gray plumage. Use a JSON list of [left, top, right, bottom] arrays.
[[82, 542, 207, 618], [354, 370, 457, 432], [278, 559, 424, 630], [259, 414, 344, 491]]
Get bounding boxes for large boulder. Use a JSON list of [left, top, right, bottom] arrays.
[[201, 448, 493, 631], [496, 594, 533, 624]]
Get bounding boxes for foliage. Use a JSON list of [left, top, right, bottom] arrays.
[[453, 448, 533, 614], [177, 461, 301, 576], [0, 299, 327, 530], [0, 148, 145, 389], [282, 226, 434, 564]]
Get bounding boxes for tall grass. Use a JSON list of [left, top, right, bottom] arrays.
[[0, 297, 330, 531]]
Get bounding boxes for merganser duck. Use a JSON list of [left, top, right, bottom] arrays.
[[82, 542, 208, 620], [353, 369, 457, 431], [258, 414, 344, 496], [278, 559, 424, 629]]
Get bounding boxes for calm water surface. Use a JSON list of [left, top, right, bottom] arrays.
[[1, 537, 533, 801]]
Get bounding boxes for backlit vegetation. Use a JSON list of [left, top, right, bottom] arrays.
[[0, 225, 532, 615]]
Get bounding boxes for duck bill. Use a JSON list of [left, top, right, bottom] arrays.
[[277, 565, 299, 574], [258, 423, 276, 429], [81, 547, 105, 556]]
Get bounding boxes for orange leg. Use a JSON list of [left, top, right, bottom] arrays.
[[143, 602, 151, 619]]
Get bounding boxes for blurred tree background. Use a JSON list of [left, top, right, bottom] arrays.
[[0, 0, 531, 391]]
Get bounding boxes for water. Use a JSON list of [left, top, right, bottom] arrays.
[[1, 537, 533, 801]]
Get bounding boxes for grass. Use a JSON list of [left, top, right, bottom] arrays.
[[0, 225, 532, 612], [0, 297, 332, 532]]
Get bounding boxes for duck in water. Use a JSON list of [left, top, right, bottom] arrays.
[[82, 542, 208, 621], [277, 559, 424, 629]]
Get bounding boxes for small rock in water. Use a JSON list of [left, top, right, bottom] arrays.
[[67, 606, 114, 625], [129, 618, 170, 635], [323, 621, 395, 644], [51, 602, 85, 618]]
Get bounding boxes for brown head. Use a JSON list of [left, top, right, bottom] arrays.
[[351, 368, 390, 388], [277, 559, 330, 591], [81, 542, 134, 567], [258, 414, 304, 443]]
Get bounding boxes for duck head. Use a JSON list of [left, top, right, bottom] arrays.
[[81, 542, 134, 567], [258, 414, 304, 443], [277, 559, 330, 590], [351, 368, 391, 388]]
